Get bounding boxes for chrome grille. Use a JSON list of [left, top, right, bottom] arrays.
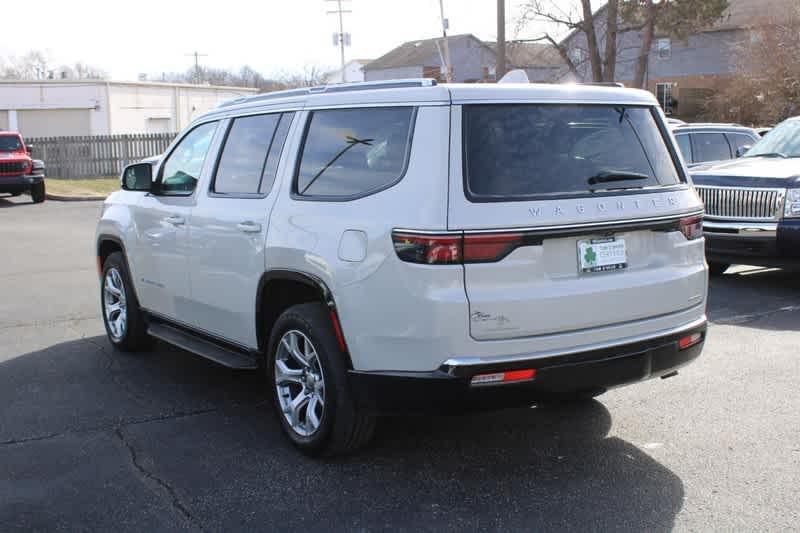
[[695, 186, 784, 220]]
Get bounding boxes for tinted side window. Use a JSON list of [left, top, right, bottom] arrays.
[[214, 114, 280, 194], [260, 112, 295, 195], [296, 107, 414, 198], [160, 122, 218, 195], [675, 134, 693, 163], [693, 133, 731, 162], [727, 133, 756, 154]]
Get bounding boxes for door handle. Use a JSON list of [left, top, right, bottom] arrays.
[[237, 221, 262, 233], [165, 215, 185, 226]]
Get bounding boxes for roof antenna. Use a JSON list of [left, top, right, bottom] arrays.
[[498, 69, 529, 84]]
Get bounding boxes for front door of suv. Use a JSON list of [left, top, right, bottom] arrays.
[[186, 111, 295, 347], [131, 121, 218, 320]]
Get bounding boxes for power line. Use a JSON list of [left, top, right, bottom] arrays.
[[185, 51, 208, 84], [326, 0, 352, 80]]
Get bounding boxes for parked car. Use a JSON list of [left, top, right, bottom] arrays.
[[670, 123, 760, 166], [691, 116, 800, 274], [95, 80, 708, 455], [0, 131, 45, 203]]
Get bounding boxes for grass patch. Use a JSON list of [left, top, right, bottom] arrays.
[[46, 177, 119, 197]]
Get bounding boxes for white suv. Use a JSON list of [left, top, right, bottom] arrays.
[[95, 79, 708, 455]]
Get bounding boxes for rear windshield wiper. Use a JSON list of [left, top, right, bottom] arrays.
[[587, 171, 650, 186], [745, 152, 787, 158]]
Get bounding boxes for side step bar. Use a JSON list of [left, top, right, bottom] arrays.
[[147, 321, 258, 370]]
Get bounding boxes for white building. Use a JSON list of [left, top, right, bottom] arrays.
[[324, 59, 372, 84], [0, 80, 257, 138]]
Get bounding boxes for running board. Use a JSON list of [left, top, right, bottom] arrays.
[[147, 322, 258, 370]]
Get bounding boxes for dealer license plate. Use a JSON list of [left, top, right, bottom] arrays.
[[577, 237, 627, 273]]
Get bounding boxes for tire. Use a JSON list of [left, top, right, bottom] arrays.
[[30, 181, 45, 203], [101, 252, 151, 351], [267, 302, 375, 456], [708, 262, 730, 276]]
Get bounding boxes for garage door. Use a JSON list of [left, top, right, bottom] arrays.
[[0, 111, 8, 130], [17, 109, 91, 137]]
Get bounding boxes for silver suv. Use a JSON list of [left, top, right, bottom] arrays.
[[95, 79, 708, 455]]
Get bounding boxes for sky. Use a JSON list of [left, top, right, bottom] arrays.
[[0, 0, 583, 81]]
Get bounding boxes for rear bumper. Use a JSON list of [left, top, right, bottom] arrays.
[[0, 174, 43, 193], [348, 319, 706, 415], [705, 219, 800, 267]]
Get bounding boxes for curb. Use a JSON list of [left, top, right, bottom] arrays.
[[45, 193, 107, 202]]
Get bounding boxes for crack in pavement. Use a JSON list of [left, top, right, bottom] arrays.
[[115, 426, 205, 532], [0, 403, 260, 447]]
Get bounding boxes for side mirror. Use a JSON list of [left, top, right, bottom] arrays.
[[736, 145, 752, 158], [25, 144, 33, 154], [121, 162, 153, 191]]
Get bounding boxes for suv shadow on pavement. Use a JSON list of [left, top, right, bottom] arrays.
[[1, 336, 685, 532], [709, 266, 800, 331]]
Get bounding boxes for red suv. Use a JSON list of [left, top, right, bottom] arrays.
[[0, 131, 45, 203]]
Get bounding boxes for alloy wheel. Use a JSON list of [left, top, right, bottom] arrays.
[[103, 267, 127, 341], [274, 330, 326, 437]]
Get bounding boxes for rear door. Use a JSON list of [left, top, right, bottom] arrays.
[[448, 103, 706, 341], [187, 111, 296, 347]]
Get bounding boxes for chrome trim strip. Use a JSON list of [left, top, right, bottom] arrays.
[[440, 315, 708, 370], [394, 210, 703, 236], [704, 220, 777, 238]]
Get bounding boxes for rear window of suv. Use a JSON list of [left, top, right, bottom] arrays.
[[463, 104, 682, 201]]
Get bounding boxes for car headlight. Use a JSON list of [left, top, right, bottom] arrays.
[[785, 188, 800, 218]]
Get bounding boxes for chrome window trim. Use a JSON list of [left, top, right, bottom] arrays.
[[393, 210, 703, 236]]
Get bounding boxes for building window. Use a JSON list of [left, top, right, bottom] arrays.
[[423, 66, 443, 82], [657, 38, 672, 59], [569, 48, 585, 64], [656, 82, 674, 114]]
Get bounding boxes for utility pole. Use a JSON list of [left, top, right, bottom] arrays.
[[496, 0, 506, 81], [326, 0, 351, 81], [438, 0, 453, 82], [185, 51, 208, 84]]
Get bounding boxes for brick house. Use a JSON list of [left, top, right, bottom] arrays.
[[363, 34, 562, 83], [554, 0, 796, 120]]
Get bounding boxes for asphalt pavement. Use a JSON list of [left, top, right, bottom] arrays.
[[1, 194, 798, 531]]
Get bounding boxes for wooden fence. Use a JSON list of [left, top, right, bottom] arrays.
[[27, 133, 177, 179]]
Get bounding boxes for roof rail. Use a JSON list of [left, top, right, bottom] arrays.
[[576, 82, 625, 88], [217, 78, 438, 109]]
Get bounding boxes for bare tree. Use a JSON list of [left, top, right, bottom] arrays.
[[517, 0, 619, 82], [0, 51, 107, 80], [620, 0, 729, 88], [518, 0, 729, 85], [705, 6, 800, 125]]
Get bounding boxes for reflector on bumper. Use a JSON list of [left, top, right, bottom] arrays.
[[470, 368, 536, 386]]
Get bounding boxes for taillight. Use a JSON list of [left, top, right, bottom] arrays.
[[392, 231, 526, 265], [463, 233, 523, 263], [679, 215, 703, 240], [392, 233, 462, 265]]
